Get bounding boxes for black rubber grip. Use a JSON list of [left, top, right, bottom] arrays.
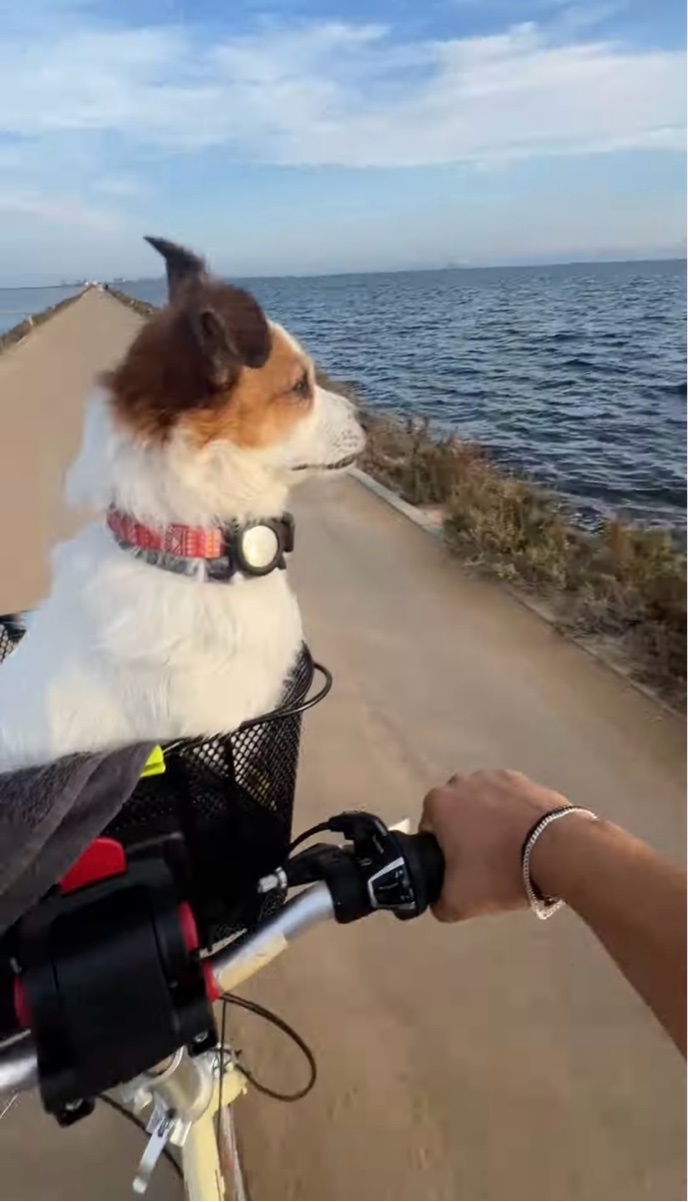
[[411, 832, 445, 906], [393, 831, 445, 917]]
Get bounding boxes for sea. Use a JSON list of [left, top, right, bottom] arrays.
[[1, 261, 685, 530], [0, 285, 82, 330]]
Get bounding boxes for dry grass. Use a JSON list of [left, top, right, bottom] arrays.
[[103, 286, 154, 318], [357, 401, 686, 707], [0, 289, 86, 357]]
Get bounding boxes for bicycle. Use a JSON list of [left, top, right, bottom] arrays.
[[0, 620, 443, 1200], [0, 809, 442, 1199]]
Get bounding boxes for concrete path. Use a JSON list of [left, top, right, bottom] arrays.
[[236, 475, 685, 1202], [0, 290, 684, 1200], [0, 288, 141, 611]]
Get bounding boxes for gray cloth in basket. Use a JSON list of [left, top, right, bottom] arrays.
[[0, 745, 153, 935]]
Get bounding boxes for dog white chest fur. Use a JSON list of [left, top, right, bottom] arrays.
[[0, 514, 302, 770], [0, 262, 364, 771]]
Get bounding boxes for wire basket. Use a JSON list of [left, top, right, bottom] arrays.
[[0, 615, 26, 663], [0, 615, 331, 948]]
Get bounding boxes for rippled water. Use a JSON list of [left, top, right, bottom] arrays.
[[126, 260, 686, 530], [4, 262, 685, 529], [0, 285, 80, 335]]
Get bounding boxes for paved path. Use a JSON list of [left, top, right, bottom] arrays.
[[237, 476, 685, 1201], [0, 288, 141, 611], [0, 291, 684, 1200]]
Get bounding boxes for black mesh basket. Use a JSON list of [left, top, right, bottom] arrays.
[[0, 615, 330, 949]]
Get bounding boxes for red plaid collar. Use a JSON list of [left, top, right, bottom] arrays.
[[107, 507, 225, 560]]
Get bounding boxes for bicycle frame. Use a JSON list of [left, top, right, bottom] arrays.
[[184, 1094, 245, 1202]]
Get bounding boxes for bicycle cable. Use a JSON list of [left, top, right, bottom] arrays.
[[287, 820, 333, 855], [8, 986, 316, 1181], [221, 993, 317, 1102]]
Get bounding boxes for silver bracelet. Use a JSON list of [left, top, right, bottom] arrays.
[[522, 806, 598, 920]]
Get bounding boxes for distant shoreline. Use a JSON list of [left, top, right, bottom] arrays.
[[0, 284, 85, 292], [1, 255, 685, 291]]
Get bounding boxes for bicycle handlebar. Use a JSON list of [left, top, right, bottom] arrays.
[[0, 1032, 37, 1094], [210, 827, 444, 994], [211, 881, 334, 995], [0, 823, 444, 1099], [0, 885, 336, 1096]]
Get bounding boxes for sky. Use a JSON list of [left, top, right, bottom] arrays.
[[0, 0, 684, 283]]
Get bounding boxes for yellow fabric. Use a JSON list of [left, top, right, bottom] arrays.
[[140, 745, 166, 778]]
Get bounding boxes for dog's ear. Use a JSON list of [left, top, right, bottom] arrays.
[[145, 236, 205, 301], [106, 269, 273, 437], [186, 287, 271, 388]]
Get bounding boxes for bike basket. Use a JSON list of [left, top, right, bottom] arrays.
[[0, 616, 331, 949]]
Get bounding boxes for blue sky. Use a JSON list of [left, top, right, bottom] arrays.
[[0, 0, 684, 282]]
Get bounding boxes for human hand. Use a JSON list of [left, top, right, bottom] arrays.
[[420, 770, 569, 921]]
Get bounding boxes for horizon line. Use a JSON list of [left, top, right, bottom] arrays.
[[2, 252, 686, 290]]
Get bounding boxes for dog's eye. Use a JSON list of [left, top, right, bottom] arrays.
[[291, 373, 311, 400]]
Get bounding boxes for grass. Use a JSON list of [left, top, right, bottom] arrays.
[[103, 286, 154, 318], [0, 289, 86, 356], [98, 298, 687, 707], [352, 399, 686, 708]]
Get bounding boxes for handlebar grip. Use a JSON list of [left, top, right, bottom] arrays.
[[393, 831, 445, 918]]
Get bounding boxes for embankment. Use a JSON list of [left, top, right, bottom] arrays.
[[0, 289, 86, 356]]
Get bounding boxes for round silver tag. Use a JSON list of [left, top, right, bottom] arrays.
[[240, 524, 280, 570]]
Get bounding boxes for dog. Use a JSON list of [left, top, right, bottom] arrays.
[[0, 238, 364, 770]]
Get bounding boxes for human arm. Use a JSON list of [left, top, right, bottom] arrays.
[[421, 771, 686, 1054]]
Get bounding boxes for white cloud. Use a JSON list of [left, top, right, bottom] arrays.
[[0, 5, 683, 277], [0, 15, 683, 169], [93, 175, 151, 200], [0, 192, 124, 231]]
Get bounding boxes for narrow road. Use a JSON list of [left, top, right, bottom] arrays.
[[0, 290, 684, 1200]]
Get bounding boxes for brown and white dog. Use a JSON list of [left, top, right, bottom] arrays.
[[0, 238, 364, 770]]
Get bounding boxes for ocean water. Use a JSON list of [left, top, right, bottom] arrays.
[[3, 262, 685, 529], [0, 285, 81, 335]]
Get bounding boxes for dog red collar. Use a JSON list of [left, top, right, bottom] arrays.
[[106, 507, 295, 582]]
